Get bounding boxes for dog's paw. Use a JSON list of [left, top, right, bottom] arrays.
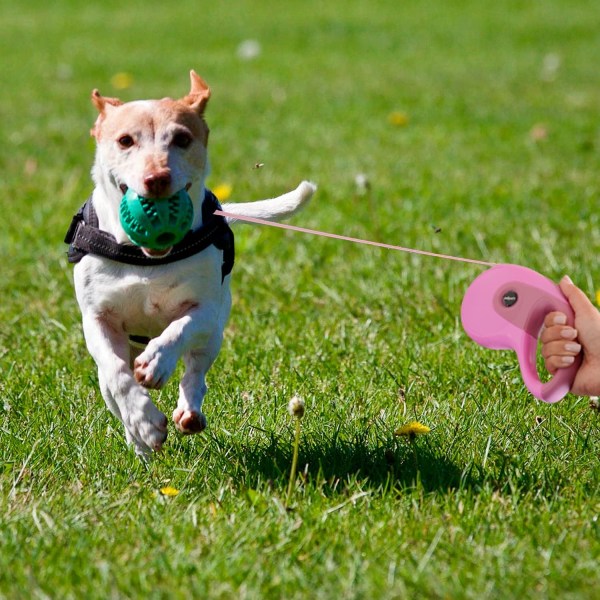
[[173, 407, 207, 435], [134, 342, 178, 389], [125, 401, 168, 452]]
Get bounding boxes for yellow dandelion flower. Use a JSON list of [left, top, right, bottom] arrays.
[[213, 183, 233, 202], [159, 486, 180, 497], [110, 72, 134, 90], [388, 111, 409, 127], [595, 290, 600, 306], [394, 421, 431, 438]]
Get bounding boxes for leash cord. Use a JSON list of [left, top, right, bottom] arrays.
[[214, 210, 496, 268]]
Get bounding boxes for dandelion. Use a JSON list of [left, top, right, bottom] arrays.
[[354, 173, 370, 195], [595, 290, 600, 306], [541, 52, 561, 82], [110, 72, 134, 90], [213, 183, 233, 202], [237, 39, 261, 61], [395, 421, 430, 484], [159, 486, 180, 497], [394, 421, 431, 440], [388, 111, 409, 127], [288, 394, 305, 419], [286, 395, 305, 507]]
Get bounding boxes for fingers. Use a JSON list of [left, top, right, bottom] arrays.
[[540, 312, 577, 344], [543, 311, 567, 329], [541, 338, 581, 360], [541, 308, 581, 374], [541, 338, 581, 374], [559, 275, 597, 318]]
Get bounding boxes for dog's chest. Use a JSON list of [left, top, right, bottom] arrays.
[[74, 254, 225, 335]]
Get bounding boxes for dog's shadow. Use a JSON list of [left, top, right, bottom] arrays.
[[202, 428, 471, 495]]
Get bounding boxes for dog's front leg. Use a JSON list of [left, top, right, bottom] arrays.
[[133, 304, 225, 434], [133, 303, 220, 390], [81, 313, 168, 455]]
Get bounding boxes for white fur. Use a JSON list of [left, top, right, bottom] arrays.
[[73, 73, 315, 457]]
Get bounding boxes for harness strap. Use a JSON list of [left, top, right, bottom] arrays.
[[64, 189, 234, 281]]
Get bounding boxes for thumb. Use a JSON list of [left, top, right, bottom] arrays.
[[559, 275, 597, 317]]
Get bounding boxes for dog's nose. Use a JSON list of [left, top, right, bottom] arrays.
[[144, 171, 172, 197]]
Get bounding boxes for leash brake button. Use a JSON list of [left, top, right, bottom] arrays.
[[502, 290, 518, 307]]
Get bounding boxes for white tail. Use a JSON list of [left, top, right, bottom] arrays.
[[220, 181, 316, 225]]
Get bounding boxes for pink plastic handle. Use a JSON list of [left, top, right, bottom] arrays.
[[461, 264, 581, 403]]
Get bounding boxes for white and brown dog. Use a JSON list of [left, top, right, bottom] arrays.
[[66, 70, 315, 457]]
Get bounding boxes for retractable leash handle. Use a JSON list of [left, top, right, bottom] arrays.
[[461, 264, 580, 403]]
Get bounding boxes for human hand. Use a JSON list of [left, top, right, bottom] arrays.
[[541, 276, 600, 396]]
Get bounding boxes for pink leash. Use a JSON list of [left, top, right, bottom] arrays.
[[214, 210, 496, 267]]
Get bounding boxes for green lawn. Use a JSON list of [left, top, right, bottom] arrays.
[[1, 0, 599, 598]]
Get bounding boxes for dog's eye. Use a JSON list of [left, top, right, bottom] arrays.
[[172, 132, 193, 149], [117, 135, 135, 149]]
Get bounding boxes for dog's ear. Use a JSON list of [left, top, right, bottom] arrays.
[[90, 90, 123, 138], [91, 89, 123, 113], [182, 70, 211, 115]]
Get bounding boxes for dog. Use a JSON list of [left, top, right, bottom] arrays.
[[66, 70, 315, 457]]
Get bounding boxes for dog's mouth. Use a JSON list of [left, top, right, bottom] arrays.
[[118, 182, 193, 195], [141, 246, 173, 258], [118, 182, 192, 259]]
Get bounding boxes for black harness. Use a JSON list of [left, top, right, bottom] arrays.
[[64, 189, 234, 281]]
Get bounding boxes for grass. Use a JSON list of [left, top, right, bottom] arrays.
[[1, 0, 599, 597]]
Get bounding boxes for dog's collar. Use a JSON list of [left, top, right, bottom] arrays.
[[64, 189, 234, 281]]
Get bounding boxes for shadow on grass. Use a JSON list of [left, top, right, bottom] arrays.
[[214, 431, 475, 494]]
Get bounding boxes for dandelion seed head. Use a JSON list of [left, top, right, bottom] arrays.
[[541, 52, 561, 81], [288, 395, 305, 419], [355, 173, 370, 195], [237, 39, 261, 61]]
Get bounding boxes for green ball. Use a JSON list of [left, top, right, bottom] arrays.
[[119, 188, 194, 249]]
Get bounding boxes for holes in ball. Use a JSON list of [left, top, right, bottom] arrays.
[[156, 232, 176, 246]]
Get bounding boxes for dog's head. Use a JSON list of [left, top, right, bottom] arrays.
[[90, 71, 211, 203]]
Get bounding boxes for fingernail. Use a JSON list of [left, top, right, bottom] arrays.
[[562, 275, 573, 285], [561, 356, 575, 365], [560, 328, 578, 339], [553, 314, 567, 325], [565, 343, 581, 353]]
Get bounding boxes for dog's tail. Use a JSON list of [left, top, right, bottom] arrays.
[[220, 181, 316, 225]]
